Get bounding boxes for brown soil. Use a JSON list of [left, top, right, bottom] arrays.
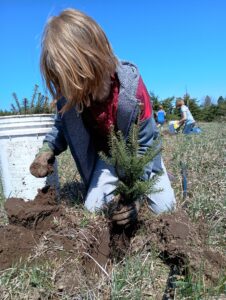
[[1, 187, 63, 270], [5, 186, 60, 230], [1, 186, 111, 275], [0, 225, 34, 270], [0, 188, 225, 287], [141, 210, 226, 283]]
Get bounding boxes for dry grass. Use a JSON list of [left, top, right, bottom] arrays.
[[0, 122, 225, 299], [162, 122, 226, 250]]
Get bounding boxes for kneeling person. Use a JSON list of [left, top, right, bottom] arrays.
[[30, 9, 176, 225]]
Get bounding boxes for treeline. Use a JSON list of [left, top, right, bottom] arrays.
[[0, 85, 54, 116], [151, 92, 226, 122], [1, 86, 226, 122]]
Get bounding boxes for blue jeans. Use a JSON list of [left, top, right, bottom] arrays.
[[85, 158, 176, 214], [183, 122, 195, 134]]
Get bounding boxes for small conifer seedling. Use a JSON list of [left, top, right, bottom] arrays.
[[10, 84, 54, 115], [99, 122, 162, 205]]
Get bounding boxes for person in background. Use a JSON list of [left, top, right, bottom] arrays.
[[30, 9, 176, 225], [176, 99, 195, 134], [156, 105, 166, 126]]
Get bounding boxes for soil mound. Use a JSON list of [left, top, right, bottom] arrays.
[[143, 210, 226, 283], [1, 187, 63, 269], [0, 187, 112, 274], [4, 186, 59, 230], [0, 190, 225, 287]]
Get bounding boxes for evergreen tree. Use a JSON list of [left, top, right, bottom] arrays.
[[149, 91, 160, 112], [12, 92, 21, 114], [161, 97, 174, 113], [203, 95, 212, 107], [10, 85, 54, 115], [23, 98, 29, 115], [202, 104, 218, 122], [30, 84, 39, 110], [0, 109, 12, 116], [99, 123, 161, 204], [161, 97, 175, 119], [11, 104, 17, 114], [217, 96, 224, 105], [216, 97, 226, 120]]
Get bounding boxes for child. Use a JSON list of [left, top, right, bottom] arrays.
[[30, 9, 176, 225], [157, 105, 166, 125], [176, 99, 196, 134]]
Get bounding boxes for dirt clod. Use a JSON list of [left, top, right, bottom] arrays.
[[0, 187, 63, 270], [4, 186, 60, 230]]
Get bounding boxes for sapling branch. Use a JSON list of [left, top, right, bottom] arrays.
[[99, 122, 162, 207]]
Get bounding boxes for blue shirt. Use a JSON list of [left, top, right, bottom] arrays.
[[157, 110, 165, 123]]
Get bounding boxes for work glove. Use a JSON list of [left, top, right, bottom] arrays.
[[30, 142, 55, 178], [110, 199, 141, 226]]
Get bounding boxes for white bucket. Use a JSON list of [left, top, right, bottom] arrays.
[[0, 114, 59, 200]]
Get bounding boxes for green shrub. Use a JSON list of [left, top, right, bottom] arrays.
[[10, 84, 54, 115]]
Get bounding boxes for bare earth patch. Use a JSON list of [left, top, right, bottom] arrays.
[[0, 187, 225, 297], [142, 210, 226, 283]]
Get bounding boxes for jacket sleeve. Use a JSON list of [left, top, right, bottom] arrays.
[[43, 112, 68, 155], [136, 77, 162, 179]]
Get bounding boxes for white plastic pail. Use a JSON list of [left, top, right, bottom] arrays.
[[0, 114, 59, 200]]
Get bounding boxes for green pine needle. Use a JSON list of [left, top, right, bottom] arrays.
[[99, 122, 162, 204]]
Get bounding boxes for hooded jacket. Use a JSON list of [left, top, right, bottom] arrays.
[[44, 61, 162, 188]]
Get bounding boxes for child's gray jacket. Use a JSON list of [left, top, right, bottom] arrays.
[[44, 61, 162, 188]]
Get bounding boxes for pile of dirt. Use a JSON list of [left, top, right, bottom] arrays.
[[0, 188, 225, 286], [141, 210, 226, 283], [4, 186, 60, 230], [0, 187, 63, 270], [0, 186, 112, 275]]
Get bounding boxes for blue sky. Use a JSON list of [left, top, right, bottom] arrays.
[[1, 0, 226, 110]]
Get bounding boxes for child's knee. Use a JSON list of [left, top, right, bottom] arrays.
[[84, 190, 115, 212], [147, 191, 176, 214]]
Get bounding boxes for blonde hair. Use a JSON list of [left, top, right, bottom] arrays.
[[176, 99, 184, 107], [41, 9, 118, 112]]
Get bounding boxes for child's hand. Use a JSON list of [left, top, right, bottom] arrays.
[[110, 200, 140, 226], [30, 144, 55, 178]]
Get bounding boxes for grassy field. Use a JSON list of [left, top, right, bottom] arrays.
[[0, 122, 225, 299], [162, 122, 226, 249]]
